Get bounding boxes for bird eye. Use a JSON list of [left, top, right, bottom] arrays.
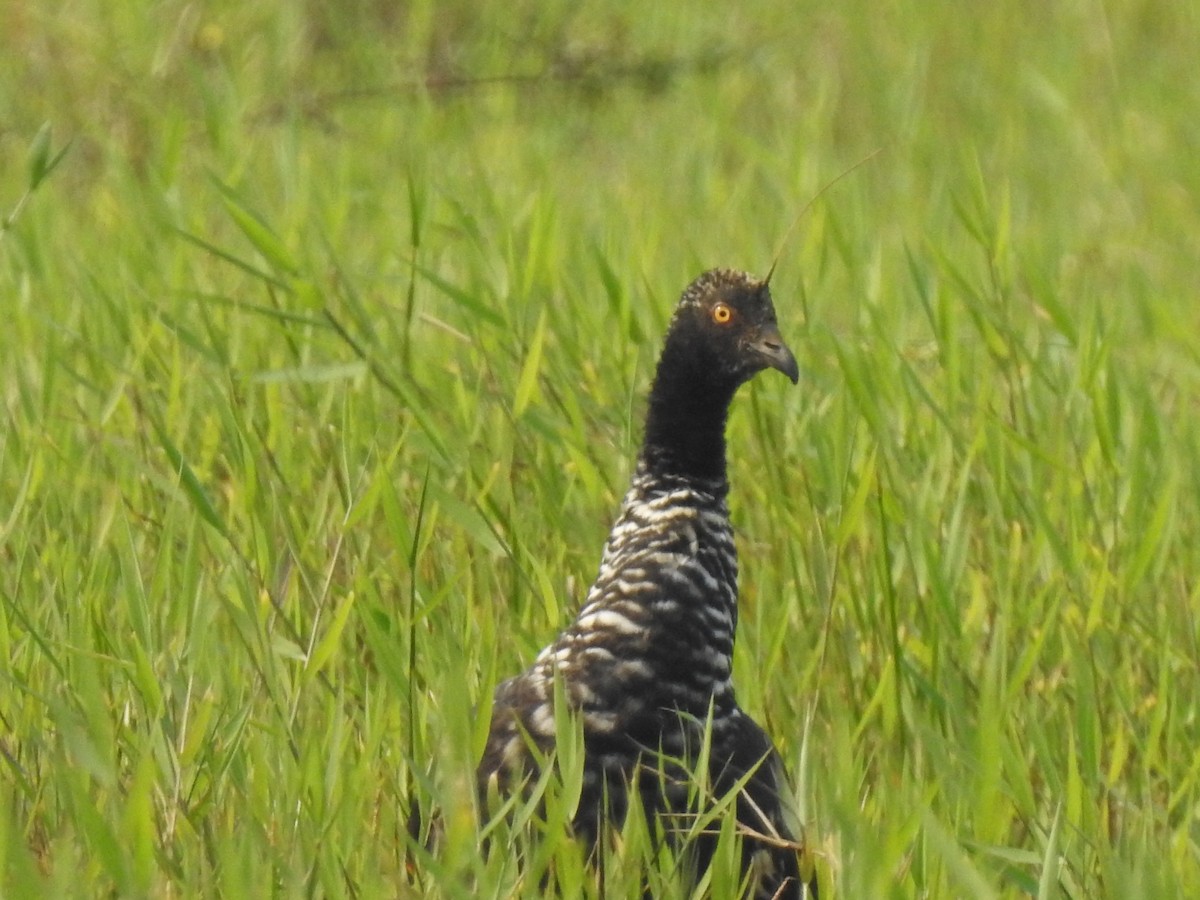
[[711, 303, 733, 325]]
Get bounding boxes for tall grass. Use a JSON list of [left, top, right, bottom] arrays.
[[2, 1, 1199, 896]]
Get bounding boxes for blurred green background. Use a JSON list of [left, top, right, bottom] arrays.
[[2, 1, 1198, 896]]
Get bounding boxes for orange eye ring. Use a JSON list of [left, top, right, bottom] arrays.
[[712, 303, 733, 325]]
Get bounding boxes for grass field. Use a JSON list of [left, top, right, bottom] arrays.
[[3, 1, 1200, 897]]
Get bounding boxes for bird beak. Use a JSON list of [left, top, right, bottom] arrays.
[[749, 325, 800, 384]]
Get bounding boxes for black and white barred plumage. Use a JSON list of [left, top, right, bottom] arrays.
[[479, 269, 816, 898]]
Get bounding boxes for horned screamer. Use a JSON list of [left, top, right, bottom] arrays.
[[479, 269, 816, 899]]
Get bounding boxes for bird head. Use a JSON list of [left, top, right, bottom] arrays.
[[643, 268, 798, 479], [665, 268, 800, 390]]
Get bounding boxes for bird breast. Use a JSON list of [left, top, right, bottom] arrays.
[[531, 475, 741, 720]]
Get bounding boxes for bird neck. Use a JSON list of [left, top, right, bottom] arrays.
[[640, 363, 737, 484]]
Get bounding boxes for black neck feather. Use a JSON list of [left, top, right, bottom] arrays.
[[640, 339, 737, 483]]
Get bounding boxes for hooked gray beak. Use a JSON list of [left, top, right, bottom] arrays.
[[748, 324, 799, 384]]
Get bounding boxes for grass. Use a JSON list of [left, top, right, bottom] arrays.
[[2, 0, 1199, 896]]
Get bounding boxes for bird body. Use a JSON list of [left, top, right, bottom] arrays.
[[479, 269, 815, 898]]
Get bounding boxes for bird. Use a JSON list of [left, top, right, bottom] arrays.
[[478, 268, 816, 898]]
